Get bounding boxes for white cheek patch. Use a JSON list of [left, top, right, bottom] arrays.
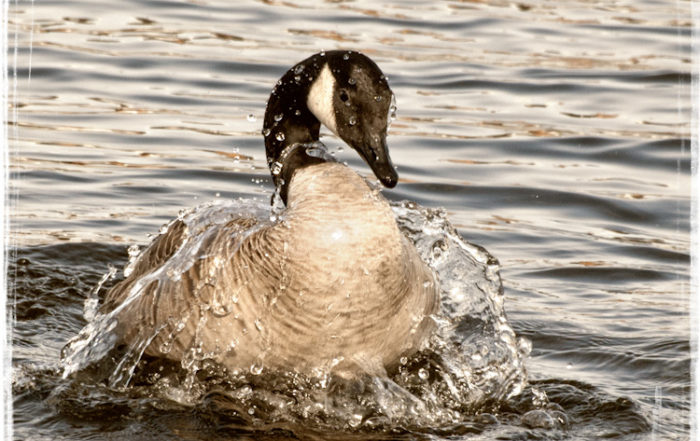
[[307, 63, 338, 135]]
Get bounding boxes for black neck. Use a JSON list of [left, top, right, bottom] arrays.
[[274, 143, 328, 205], [263, 53, 330, 204]]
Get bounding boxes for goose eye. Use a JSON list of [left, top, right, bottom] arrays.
[[339, 90, 349, 102]]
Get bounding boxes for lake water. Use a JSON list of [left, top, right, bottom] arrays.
[[7, 0, 694, 440]]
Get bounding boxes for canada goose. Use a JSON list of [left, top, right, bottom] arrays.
[[101, 50, 439, 376]]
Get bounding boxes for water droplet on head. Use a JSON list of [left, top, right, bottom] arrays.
[[294, 75, 301, 82], [319, 50, 326, 56], [343, 53, 349, 60], [271, 161, 282, 175], [274, 113, 283, 122], [399, 356, 408, 365], [348, 77, 356, 85], [374, 95, 382, 102], [294, 64, 304, 74], [262, 128, 271, 137], [275, 132, 285, 142], [389, 95, 397, 124], [348, 116, 357, 126], [294, 109, 301, 116], [247, 113, 256, 122]]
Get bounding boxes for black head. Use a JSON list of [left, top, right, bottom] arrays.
[[263, 50, 398, 203]]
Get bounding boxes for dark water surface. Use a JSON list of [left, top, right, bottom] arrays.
[[8, 0, 693, 440]]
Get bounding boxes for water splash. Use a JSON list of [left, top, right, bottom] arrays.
[[60, 199, 271, 385], [389, 201, 530, 412], [60, 198, 530, 429], [84, 264, 117, 322]]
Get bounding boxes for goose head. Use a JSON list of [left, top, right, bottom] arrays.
[[262, 50, 398, 204]]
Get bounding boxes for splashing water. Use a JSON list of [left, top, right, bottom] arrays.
[[60, 198, 530, 430], [61, 199, 272, 386]]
